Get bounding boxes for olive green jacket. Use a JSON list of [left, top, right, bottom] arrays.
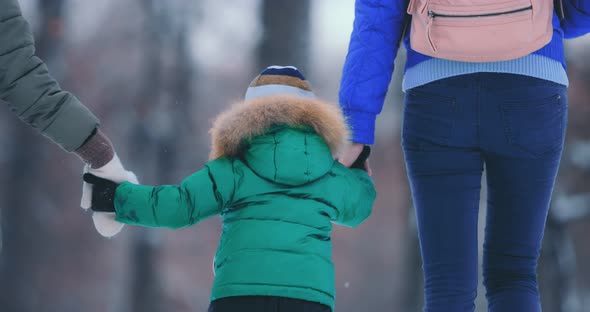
[[114, 96, 377, 309], [0, 0, 98, 151]]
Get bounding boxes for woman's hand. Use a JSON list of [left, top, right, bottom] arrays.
[[338, 143, 373, 176]]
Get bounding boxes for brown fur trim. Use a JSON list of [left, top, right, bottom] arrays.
[[249, 75, 312, 91], [209, 95, 349, 160]]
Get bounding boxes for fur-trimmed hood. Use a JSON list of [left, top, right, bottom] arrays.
[[209, 95, 349, 160], [209, 95, 349, 186]]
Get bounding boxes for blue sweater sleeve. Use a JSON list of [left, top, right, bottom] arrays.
[[339, 0, 409, 144], [562, 0, 590, 38]]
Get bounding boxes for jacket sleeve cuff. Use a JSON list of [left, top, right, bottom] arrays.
[[343, 110, 377, 145], [114, 182, 142, 224], [42, 95, 100, 152]]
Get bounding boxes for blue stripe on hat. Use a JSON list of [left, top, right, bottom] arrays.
[[260, 66, 306, 80]]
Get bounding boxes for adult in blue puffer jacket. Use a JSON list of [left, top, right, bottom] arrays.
[[338, 1, 590, 311]]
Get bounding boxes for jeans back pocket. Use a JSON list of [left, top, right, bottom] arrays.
[[402, 88, 457, 148], [501, 93, 567, 157]]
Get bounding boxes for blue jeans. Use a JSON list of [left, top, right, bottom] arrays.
[[402, 73, 568, 312]]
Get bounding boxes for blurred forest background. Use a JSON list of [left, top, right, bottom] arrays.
[[0, 0, 589, 311]]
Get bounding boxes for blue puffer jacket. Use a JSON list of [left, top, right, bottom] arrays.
[[339, 0, 590, 145]]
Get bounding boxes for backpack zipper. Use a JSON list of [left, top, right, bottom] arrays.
[[428, 6, 532, 19]]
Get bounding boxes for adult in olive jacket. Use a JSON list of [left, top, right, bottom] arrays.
[[0, 0, 136, 237]]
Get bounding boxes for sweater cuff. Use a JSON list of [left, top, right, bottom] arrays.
[[343, 110, 377, 145], [75, 129, 115, 169]]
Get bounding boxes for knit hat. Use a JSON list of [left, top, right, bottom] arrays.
[[245, 65, 316, 101]]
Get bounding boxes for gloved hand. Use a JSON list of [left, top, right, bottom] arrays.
[[81, 154, 138, 237], [82, 173, 119, 213]]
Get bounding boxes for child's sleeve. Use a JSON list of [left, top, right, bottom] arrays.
[[334, 168, 377, 228], [113, 158, 235, 229]]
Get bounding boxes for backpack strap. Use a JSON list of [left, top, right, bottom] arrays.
[[555, 0, 565, 21], [398, 13, 411, 48]]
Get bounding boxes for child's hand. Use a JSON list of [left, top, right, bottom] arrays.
[[82, 173, 120, 213], [80, 154, 138, 237]]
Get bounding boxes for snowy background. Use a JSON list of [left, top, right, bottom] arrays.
[[0, 1, 589, 311]]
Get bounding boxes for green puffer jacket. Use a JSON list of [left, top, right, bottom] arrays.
[[114, 95, 376, 309], [0, 0, 98, 151]]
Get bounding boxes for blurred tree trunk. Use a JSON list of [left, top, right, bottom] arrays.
[[0, 123, 48, 312], [0, 0, 63, 311], [129, 1, 194, 311], [128, 1, 165, 311], [37, 0, 66, 81], [257, 0, 311, 72]]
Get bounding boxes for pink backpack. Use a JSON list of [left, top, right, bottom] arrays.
[[407, 0, 554, 62]]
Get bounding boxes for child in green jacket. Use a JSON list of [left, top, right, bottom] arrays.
[[84, 66, 376, 312]]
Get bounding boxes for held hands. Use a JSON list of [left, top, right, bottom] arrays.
[[350, 145, 371, 171], [81, 154, 138, 237], [338, 143, 372, 175], [82, 173, 119, 213]]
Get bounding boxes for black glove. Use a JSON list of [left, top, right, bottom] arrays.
[[82, 173, 119, 213], [350, 146, 371, 171]]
